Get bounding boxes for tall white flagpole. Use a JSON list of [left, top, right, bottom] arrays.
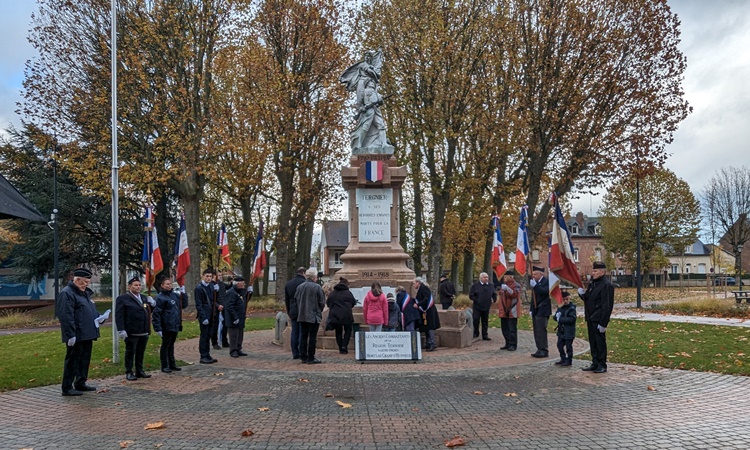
[[111, 0, 120, 363]]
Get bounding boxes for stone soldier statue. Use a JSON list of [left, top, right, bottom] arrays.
[[339, 48, 394, 155]]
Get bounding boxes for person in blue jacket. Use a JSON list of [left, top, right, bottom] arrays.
[[152, 276, 188, 373]]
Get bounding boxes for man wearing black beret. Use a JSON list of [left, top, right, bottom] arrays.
[[529, 265, 551, 358], [578, 261, 615, 373], [58, 267, 110, 396]]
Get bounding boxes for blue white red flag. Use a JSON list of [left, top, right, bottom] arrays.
[[515, 206, 530, 276], [251, 221, 267, 282], [141, 207, 164, 290], [548, 193, 583, 289], [173, 214, 190, 287], [491, 215, 507, 280], [217, 223, 231, 269], [365, 160, 383, 182]]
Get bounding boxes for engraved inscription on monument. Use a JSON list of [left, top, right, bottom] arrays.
[[356, 188, 391, 243]]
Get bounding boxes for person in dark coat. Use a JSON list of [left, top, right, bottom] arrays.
[[384, 293, 400, 331], [413, 277, 440, 352], [294, 268, 326, 364], [194, 268, 220, 364], [578, 261, 615, 373], [552, 291, 577, 366], [325, 277, 357, 354], [469, 272, 496, 341], [529, 265, 551, 358], [284, 267, 307, 360], [396, 286, 421, 331], [212, 270, 230, 349], [438, 273, 457, 310], [115, 277, 155, 381], [153, 277, 188, 373], [225, 276, 249, 358], [58, 267, 108, 396]]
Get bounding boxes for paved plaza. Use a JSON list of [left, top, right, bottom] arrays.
[[1, 328, 750, 449]]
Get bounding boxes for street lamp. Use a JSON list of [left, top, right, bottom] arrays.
[[48, 156, 60, 317], [739, 244, 744, 293], [636, 175, 642, 308]]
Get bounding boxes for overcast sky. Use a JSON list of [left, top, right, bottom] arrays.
[[2, 0, 749, 218]]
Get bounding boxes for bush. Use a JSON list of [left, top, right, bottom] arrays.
[[647, 298, 750, 318]]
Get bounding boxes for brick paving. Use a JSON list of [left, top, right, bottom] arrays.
[[2, 329, 750, 449]]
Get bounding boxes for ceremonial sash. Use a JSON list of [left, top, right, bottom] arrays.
[[400, 293, 411, 328]]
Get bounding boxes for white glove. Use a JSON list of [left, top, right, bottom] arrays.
[[529, 279, 537, 287], [202, 319, 209, 325], [180, 285, 186, 294], [529, 310, 533, 318], [146, 296, 156, 307], [233, 319, 239, 325], [597, 325, 607, 333], [67, 337, 76, 347], [213, 284, 219, 292], [578, 287, 586, 296], [118, 330, 128, 339], [157, 331, 163, 338], [555, 312, 561, 320], [503, 285, 513, 293], [248, 286, 253, 294], [501, 284, 508, 291], [95, 309, 111, 326]]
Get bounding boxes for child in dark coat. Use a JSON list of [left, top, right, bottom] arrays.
[[552, 291, 577, 366], [384, 293, 400, 331]]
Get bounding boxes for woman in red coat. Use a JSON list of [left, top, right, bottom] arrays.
[[362, 281, 388, 332], [497, 269, 522, 351]]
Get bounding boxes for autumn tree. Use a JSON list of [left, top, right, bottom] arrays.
[[701, 166, 750, 276], [599, 168, 700, 275]]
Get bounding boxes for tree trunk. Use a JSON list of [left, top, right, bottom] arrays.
[[450, 255, 459, 291], [412, 147, 424, 276], [295, 219, 314, 270], [274, 170, 294, 303], [462, 250, 474, 293]]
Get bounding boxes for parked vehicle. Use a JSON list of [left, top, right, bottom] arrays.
[[714, 276, 736, 286]]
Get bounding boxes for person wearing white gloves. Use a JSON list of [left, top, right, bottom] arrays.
[[497, 269, 521, 351], [529, 265, 551, 358], [578, 261, 615, 373], [58, 267, 101, 396], [552, 291, 577, 366], [153, 277, 188, 373], [115, 277, 153, 381], [194, 268, 219, 364]]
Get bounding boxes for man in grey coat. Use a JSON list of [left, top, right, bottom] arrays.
[[294, 268, 326, 364]]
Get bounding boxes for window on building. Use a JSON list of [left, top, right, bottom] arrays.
[[671, 264, 678, 274], [595, 248, 602, 261], [594, 224, 602, 235], [334, 251, 343, 265], [685, 263, 691, 274], [570, 224, 579, 234], [574, 248, 580, 262], [698, 263, 706, 274], [684, 245, 692, 254], [532, 249, 541, 262]]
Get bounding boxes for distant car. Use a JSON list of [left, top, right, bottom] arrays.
[[714, 277, 736, 286]]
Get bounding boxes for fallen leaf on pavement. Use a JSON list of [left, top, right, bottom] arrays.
[[257, 407, 270, 411], [647, 385, 656, 391], [114, 402, 122, 406], [411, 407, 420, 411], [503, 392, 517, 397], [324, 393, 334, 398], [335, 400, 352, 408], [298, 378, 309, 383], [445, 435, 466, 447], [213, 372, 224, 376], [145, 421, 166, 430], [119, 440, 134, 448], [96, 388, 110, 394], [473, 391, 485, 395], [241, 429, 254, 436], [154, 444, 163, 448]]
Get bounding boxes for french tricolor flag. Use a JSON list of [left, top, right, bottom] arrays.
[[365, 160, 384, 182]]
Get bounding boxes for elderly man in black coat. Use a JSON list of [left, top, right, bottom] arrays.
[[58, 268, 109, 396], [294, 268, 326, 364], [225, 276, 250, 358], [469, 272, 496, 341], [115, 277, 155, 381], [578, 261, 615, 373], [529, 265, 551, 358], [284, 267, 307, 359]]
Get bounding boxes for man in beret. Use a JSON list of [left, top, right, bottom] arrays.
[[225, 276, 250, 357], [578, 261, 615, 373], [115, 277, 155, 381], [58, 267, 110, 396], [439, 272, 457, 310], [529, 265, 551, 358]]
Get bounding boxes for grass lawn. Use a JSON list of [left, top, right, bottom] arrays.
[[0, 317, 275, 392]]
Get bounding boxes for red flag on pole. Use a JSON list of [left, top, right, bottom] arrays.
[[173, 214, 190, 287], [251, 221, 267, 283], [141, 207, 164, 291], [217, 223, 231, 269], [491, 215, 507, 280], [548, 193, 583, 290]]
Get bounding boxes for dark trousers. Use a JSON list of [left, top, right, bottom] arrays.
[[124, 334, 149, 373], [532, 315, 549, 353], [228, 327, 244, 354], [441, 301, 452, 310], [472, 308, 489, 338], [62, 339, 93, 391], [220, 320, 229, 347], [299, 322, 320, 361], [290, 318, 301, 358], [160, 331, 178, 369], [557, 336, 574, 360], [199, 322, 213, 359], [587, 320, 607, 369], [209, 316, 220, 346], [333, 324, 352, 351], [500, 318, 518, 347]]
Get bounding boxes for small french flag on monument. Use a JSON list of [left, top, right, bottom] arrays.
[[365, 160, 384, 182]]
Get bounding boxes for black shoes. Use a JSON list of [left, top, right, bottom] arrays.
[[222, 342, 230, 348], [307, 359, 322, 364], [212, 344, 222, 350], [199, 358, 215, 364], [593, 366, 608, 373], [426, 345, 437, 352], [507, 346, 517, 351], [561, 359, 572, 367], [74, 384, 96, 392], [230, 352, 239, 358], [161, 367, 173, 373], [582, 364, 597, 372], [237, 351, 248, 356], [169, 366, 182, 371], [339, 348, 348, 354], [554, 359, 565, 365], [531, 351, 548, 358], [500, 344, 509, 350], [482, 337, 492, 341], [61, 389, 82, 396], [136, 371, 151, 378], [126, 372, 138, 381]]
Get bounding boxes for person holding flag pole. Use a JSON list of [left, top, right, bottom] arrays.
[[250, 220, 267, 289], [213, 224, 230, 349], [490, 215, 508, 282], [515, 206, 530, 276]]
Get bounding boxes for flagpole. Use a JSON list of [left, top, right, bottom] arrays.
[[110, 0, 120, 364]]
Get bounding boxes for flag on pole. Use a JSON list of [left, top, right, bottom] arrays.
[[548, 270, 564, 305], [217, 223, 231, 269], [365, 160, 384, 182], [515, 205, 530, 275], [491, 215, 507, 280], [173, 213, 190, 287], [141, 207, 164, 291], [251, 221, 267, 282], [548, 193, 583, 289]]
